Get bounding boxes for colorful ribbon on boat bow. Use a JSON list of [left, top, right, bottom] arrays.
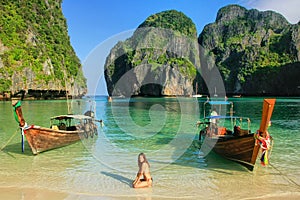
[[255, 130, 271, 166]]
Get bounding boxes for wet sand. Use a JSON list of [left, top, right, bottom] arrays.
[[0, 187, 66, 200], [0, 186, 300, 200]]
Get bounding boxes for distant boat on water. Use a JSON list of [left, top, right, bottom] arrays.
[[213, 87, 218, 97], [192, 82, 204, 98], [192, 94, 203, 98]]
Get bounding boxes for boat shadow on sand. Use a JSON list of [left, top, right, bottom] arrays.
[[1, 142, 33, 157], [192, 140, 253, 173], [151, 140, 251, 174]]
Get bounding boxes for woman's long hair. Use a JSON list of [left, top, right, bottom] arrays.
[[138, 153, 150, 168]]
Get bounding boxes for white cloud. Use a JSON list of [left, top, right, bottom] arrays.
[[240, 0, 299, 24]]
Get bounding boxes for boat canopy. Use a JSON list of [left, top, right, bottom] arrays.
[[207, 101, 231, 105], [203, 101, 234, 118], [51, 115, 92, 120], [205, 115, 249, 119]]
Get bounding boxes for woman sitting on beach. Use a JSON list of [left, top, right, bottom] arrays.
[[132, 153, 153, 188]]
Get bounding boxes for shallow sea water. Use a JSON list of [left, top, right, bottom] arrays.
[[0, 97, 299, 199]]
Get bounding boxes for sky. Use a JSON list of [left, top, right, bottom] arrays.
[[61, 0, 300, 96]]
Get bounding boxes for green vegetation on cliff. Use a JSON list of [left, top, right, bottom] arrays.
[[199, 5, 299, 95], [0, 0, 86, 95], [138, 10, 197, 38]]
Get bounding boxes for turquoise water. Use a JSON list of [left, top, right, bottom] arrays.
[[0, 97, 299, 199]]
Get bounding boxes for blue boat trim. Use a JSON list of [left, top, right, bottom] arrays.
[[207, 101, 231, 105], [205, 115, 246, 119]]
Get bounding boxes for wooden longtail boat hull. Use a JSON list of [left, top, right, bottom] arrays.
[[24, 126, 84, 155], [12, 95, 98, 155], [200, 99, 275, 171], [204, 134, 259, 171]]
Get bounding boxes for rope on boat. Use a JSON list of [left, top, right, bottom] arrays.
[[269, 163, 300, 188], [268, 140, 300, 188], [0, 128, 19, 151]]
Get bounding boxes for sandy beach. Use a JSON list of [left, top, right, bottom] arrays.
[[1, 186, 300, 200]]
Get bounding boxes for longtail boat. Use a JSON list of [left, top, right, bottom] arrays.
[[12, 99, 98, 155], [197, 99, 276, 171]]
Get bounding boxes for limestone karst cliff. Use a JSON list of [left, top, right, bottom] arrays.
[[198, 5, 300, 95], [0, 0, 86, 99], [106, 5, 300, 96], [104, 10, 200, 97]]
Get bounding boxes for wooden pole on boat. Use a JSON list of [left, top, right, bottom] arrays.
[[12, 98, 26, 127], [12, 98, 26, 153], [250, 99, 276, 166], [259, 99, 276, 134]]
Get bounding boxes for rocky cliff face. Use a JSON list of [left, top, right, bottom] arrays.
[[0, 0, 86, 98], [199, 4, 300, 95], [104, 10, 200, 97]]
